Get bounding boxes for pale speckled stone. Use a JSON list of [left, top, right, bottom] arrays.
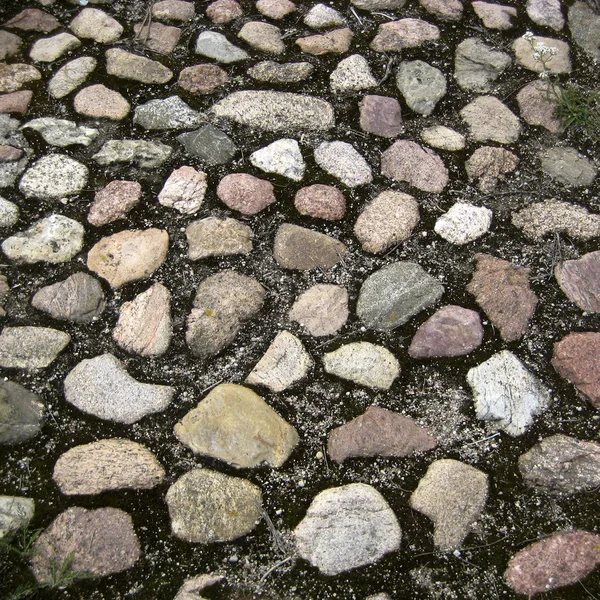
[[289, 284, 349, 337]]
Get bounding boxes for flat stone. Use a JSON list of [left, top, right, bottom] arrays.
[[304, 4, 345, 29], [460, 95, 521, 144], [2, 215, 84, 264], [186, 217, 252, 260], [257, 0, 296, 19], [0, 196, 18, 227], [410, 459, 488, 550], [0, 496, 34, 538], [359, 95, 402, 137], [158, 166, 207, 215], [186, 270, 265, 359], [472, 1, 517, 29], [87, 229, 169, 289], [468, 350, 551, 435], [421, 125, 465, 151], [358, 262, 444, 331], [352, 0, 407, 9], [113, 283, 172, 357], [409, 305, 484, 358], [32, 272, 105, 323], [250, 139, 305, 181], [328, 406, 437, 463], [555, 250, 600, 312], [133, 22, 181, 54], [434, 202, 493, 245], [175, 383, 298, 466], [22, 117, 99, 146], [420, 0, 463, 21], [454, 38, 512, 92], [0, 31, 22, 61], [247, 331, 313, 392], [206, 0, 243, 24], [0, 381, 44, 445], [238, 22, 284, 54], [93, 140, 173, 168], [0, 326, 69, 370], [29, 33, 81, 63], [178, 64, 228, 94], [217, 173, 275, 215], [177, 125, 237, 165], [70, 8, 123, 42], [505, 531, 600, 596], [106, 48, 173, 84], [516, 79, 562, 133], [512, 199, 600, 241], [288, 284, 349, 336], [88, 180, 142, 226], [296, 28, 353, 55], [540, 147, 597, 187], [0, 63, 42, 93], [314, 141, 372, 187], [30, 507, 140, 583], [396, 60, 446, 116], [294, 483, 401, 576], [527, 0, 564, 31], [195, 31, 249, 63], [519, 434, 600, 494], [467, 253, 537, 341], [248, 61, 314, 83], [294, 184, 346, 220], [4, 9, 60, 33], [53, 439, 165, 495], [465, 146, 519, 193], [512, 35, 571, 74], [166, 468, 263, 543], [273, 223, 347, 270], [211, 91, 335, 131], [354, 190, 420, 254], [330, 54, 377, 94], [323, 342, 400, 390], [153, 0, 195, 21], [64, 353, 175, 423], [569, 1, 600, 62], [19, 154, 87, 199], [381, 140, 448, 192], [0, 144, 22, 161], [74, 84, 130, 121], [0, 91, 33, 115], [370, 19, 440, 52], [552, 332, 600, 408], [48, 56, 96, 99]]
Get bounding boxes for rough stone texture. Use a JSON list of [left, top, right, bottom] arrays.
[[186, 217, 252, 260], [0, 326, 69, 370], [32, 272, 105, 323], [177, 125, 237, 165], [48, 56, 96, 99], [396, 60, 446, 116], [0, 196, 19, 227], [273, 224, 347, 270], [569, 1, 600, 62], [4, 9, 60, 33], [555, 251, 600, 312], [294, 483, 401, 576], [519, 434, 600, 494], [247, 331, 313, 392], [238, 22, 284, 55], [328, 406, 437, 463], [22, 118, 98, 147], [175, 383, 298, 466], [257, 0, 296, 19], [88, 180, 142, 227], [354, 190, 420, 254], [206, 0, 243, 24], [421, 125, 465, 151], [106, 48, 173, 84], [178, 64, 228, 94], [304, 4, 346, 29], [434, 202, 493, 245], [186, 270, 265, 359], [248, 61, 314, 83], [93, 140, 172, 168], [0, 115, 29, 189], [409, 305, 484, 358], [540, 147, 597, 187], [289, 284, 349, 336], [552, 332, 600, 408], [314, 141, 372, 187], [153, 0, 195, 22], [512, 199, 600, 241], [158, 166, 207, 215], [460, 95, 521, 144], [53, 439, 166, 495], [250, 139, 305, 181], [166, 468, 263, 542], [505, 531, 600, 596], [64, 353, 175, 423], [512, 36, 571, 74], [454, 38, 512, 92], [370, 19, 440, 52], [30, 507, 140, 583], [19, 154, 88, 199], [2, 215, 84, 264], [0, 144, 23, 161], [296, 28, 353, 55], [516, 79, 563, 133], [211, 91, 335, 131], [352, 0, 407, 8], [381, 140, 448, 193], [74, 84, 130, 121], [0, 496, 34, 538], [323, 342, 400, 390], [29, 33, 81, 63], [473, 1, 516, 29], [359, 95, 403, 138], [217, 173, 275, 215], [0, 63, 41, 93], [133, 96, 203, 130], [420, 0, 463, 21], [357, 262, 445, 330], [468, 350, 551, 436], [113, 283, 172, 357], [330, 54, 377, 94], [294, 184, 346, 221], [0, 381, 44, 445], [0, 91, 32, 115], [133, 22, 182, 54], [467, 253, 537, 341], [70, 8, 123, 43], [195, 31, 249, 63], [527, 0, 564, 31], [410, 459, 488, 550], [174, 575, 224, 600], [465, 146, 519, 193], [0, 31, 22, 61]]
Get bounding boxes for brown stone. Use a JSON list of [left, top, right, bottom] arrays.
[[328, 406, 437, 463], [296, 28, 353, 55], [467, 254, 538, 342], [217, 173, 276, 215], [0, 30, 22, 60], [133, 22, 182, 54], [88, 180, 142, 227], [294, 184, 346, 221], [0, 145, 23, 162], [206, 0, 243, 23], [465, 146, 519, 193], [238, 22, 284, 54], [555, 251, 600, 312], [0, 90, 32, 114], [257, 0, 296, 19], [178, 64, 228, 94], [4, 9, 60, 33], [359, 95, 403, 138]]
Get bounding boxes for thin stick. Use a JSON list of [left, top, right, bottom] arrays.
[[257, 556, 293, 587]]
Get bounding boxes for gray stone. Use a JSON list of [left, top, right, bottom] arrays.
[[175, 383, 298, 467], [48, 56, 97, 99], [92, 140, 172, 169], [166, 468, 263, 542], [256, 0, 296, 19], [0, 381, 44, 445], [512, 35, 571, 74], [330, 54, 377, 94], [454, 38, 512, 92], [434, 202, 492, 244], [250, 139, 305, 181], [352, 0, 407, 9], [0, 326, 69, 370], [186, 217, 252, 260], [421, 125, 465, 151], [371, 19, 440, 52], [195, 31, 249, 63], [0, 31, 22, 61], [323, 342, 400, 390], [19, 154, 88, 199], [0, 63, 41, 93], [247, 331, 313, 392], [460, 95, 521, 144], [420, 0, 463, 21], [238, 22, 284, 54], [540, 147, 597, 187], [467, 350, 551, 436], [472, 1, 517, 29], [289, 284, 349, 337], [555, 250, 600, 312], [22, 118, 98, 147], [516, 79, 563, 133], [177, 125, 237, 165], [247, 61, 314, 83], [70, 8, 123, 43], [106, 48, 173, 84], [410, 459, 488, 550], [0, 496, 34, 538], [133, 22, 182, 54], [466, 146, 519, 192], [396, 60, 446, 116], [29, 33, 81, 63], [64, 353, 175, 423], [527, 0, 564, 31], [133, 96, 204, 131], [294, 483, 401, 576], [314, 141, 372, 187], [158, 166, 207, 215], [0, 115, 29, 189], [153, 0, 196, 21], [32, 272, 105, 323], [568, 1, 600, 62], [357, 262, 444, 331], [0, 196, 18, 227], [304, 4, 346, 29]]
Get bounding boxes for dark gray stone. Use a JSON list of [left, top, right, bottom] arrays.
[[177, 125, 237, 165], [0, 381, 44, 445]]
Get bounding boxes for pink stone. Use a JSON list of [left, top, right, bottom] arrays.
[[370, 19, 440, 52], [0, 90, 32, 114], [359, 95, 403, 138], [88, 180, 142, 227], [217, 173, 275, 215], [555, 250, 600, 312], [516, 79, 563, 133], [0, 30, 22, 60], [256, 0, 296, 19], [178, 64, 228, 94], [206, 0, 243, 23], [74, 84, 130, 121], [4, 8, 60, 33], [296, 28, 353, 55], [465, 146, 519, 193], [419, 0, 463, 21], [294, 184, 346, 220], [0, 145, 24, 162]]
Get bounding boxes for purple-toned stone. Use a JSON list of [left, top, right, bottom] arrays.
[[178, 64, 228, 94], [359, 95, 403, 138], [4, 9, 60, 33], [0, 145, 24, 162], [88, 180, 142, 227], [217, 173, 275, 215], [0, 90, 33, 115], [555, 250, 600, 312], [294, 184, 346, 221]]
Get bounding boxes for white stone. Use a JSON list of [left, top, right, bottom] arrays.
[[158, 166, 207, 215], [330, 54, 377, 94], [314, 141, 372, 187], [0, 196, 19, 227], [304, 4, 346, 29], [19, 154, 88, 199], [249, 139, 305, 181], [22, 118, 98, 147], [434, 202, 492, 245], [29, 33, 81, 62], [48, 56, 97, 99]]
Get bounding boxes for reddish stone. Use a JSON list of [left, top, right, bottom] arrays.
[[0, 90, 32, 114], [0, 145, 24, 162], [88, 180, 143, 227], [465, 146, 519, 193], [359, 95, 403, 138], [555, 250, 600, 312], [179, 64, 229, 94], [217, 173, 275, 215], [206, 0, 243, 23], [294, 184, 346, 221], [4, 9, 60, 33], [256, 0, 296, 19], [133, 22, 182, 54]]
